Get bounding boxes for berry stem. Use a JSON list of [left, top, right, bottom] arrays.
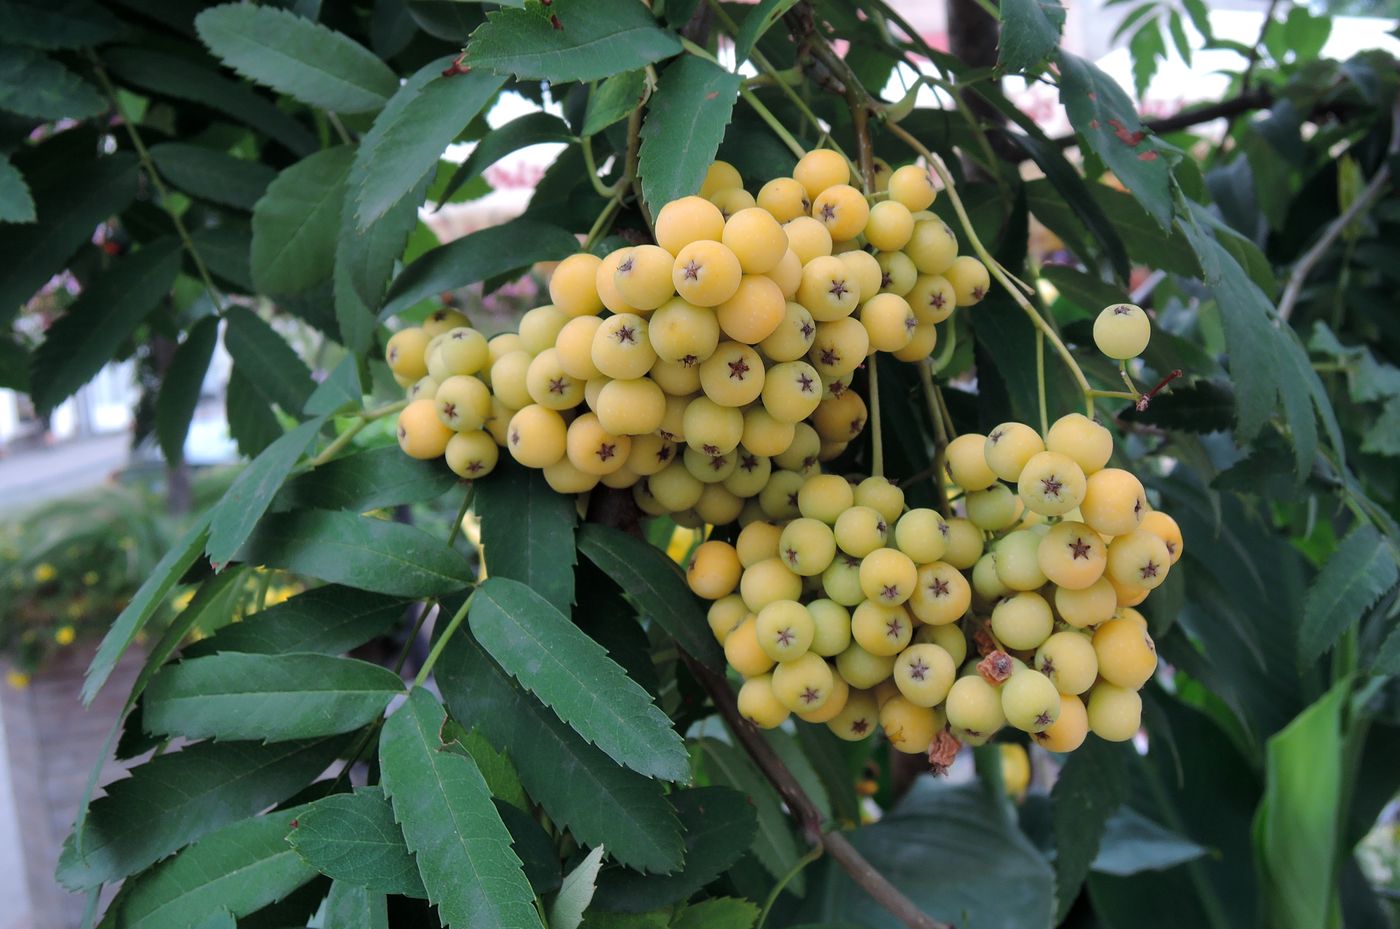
[[868, 353, 885, 478], [887, 122, 1097, 417], [917, 362, 952, 517], [1117, 360, 1141, 400], [756, 844, 824, 929], [1036, 328, 1049, 438], [413, 589, 476, 688], [583, 193, 624, 252], [445, 483, 476, 549], [303, 400, 409, 470], [579, 133, 620, 200]]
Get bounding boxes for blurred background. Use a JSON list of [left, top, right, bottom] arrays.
[[2, 0, 1398, 926]]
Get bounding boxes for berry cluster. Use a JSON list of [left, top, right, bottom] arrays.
[[387, 149, 989, 509], [686, 411, 1181, 758]]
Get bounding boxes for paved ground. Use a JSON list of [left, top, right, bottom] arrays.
[[0, 434, 132, 517]]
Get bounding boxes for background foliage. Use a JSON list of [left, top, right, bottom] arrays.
[[0, 0, 1397, 927]]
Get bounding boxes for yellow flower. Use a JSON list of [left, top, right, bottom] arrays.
[[33, 563, 57, 583], [172, 589, 195, 611], [6, 670, 29, 690], [82, 571, 99, 586], [55, 626, 76, 646]]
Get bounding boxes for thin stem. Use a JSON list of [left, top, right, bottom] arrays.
[[868, 353, 884, 478], [583, 194, 624, 252], [1036, 329, 1048, 437], [326, 111, 353, 146], [414, 591, 475, 688], [756, 844, 824, 929], [1087, 389, 1137, 401], [579, 135, 619, 200], [1118, 360, 1141, 400], [446, 484, 475, 548], [929, 321, 957, 374], [889, 122, 1095, 416], [393, 602, 435, 676], [88, 51, 226, 315], [741, 86, 808, 160], [918, 362, 951, 518]]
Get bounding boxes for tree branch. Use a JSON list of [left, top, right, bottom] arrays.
[[1278, 94, 1400, 321], [680, 652, 953, 929], [1050, 89, 1274, 149]]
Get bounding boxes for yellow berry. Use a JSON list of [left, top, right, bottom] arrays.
[[596, 247, 643, 315], [722, 207, 789, 274], [782, 216, 833, 265], [421, 308, 468, 338], [595, 377, 666, 436], [612, 244, 675, 311], [864, 200, 915, 251], [808, 318, 869, 380], [566, 412, 630, 476], [777, 517, 837, 576], [854, 476, 904, 526], [1139, 510, 1183, 564], [549, 253, 605, 317], [806, 599, 852, 657], [827, 687, 880, 740], [672, 240, 743, 307], [797, 672, 850, 723], [834, 505, 889, 558], [893, 643, 956, 707], [811, 184, 869, 242], [894, 508, 948, 564], [438, 327, 489, 376], [724, 616, 776, 677], [836, 640, 898, 688], [797, 255, 861, 322], [435, 375, 492, 432], [881, 695, 941, 754], [1106, 529, 1171, 591], [708, 595, 749, 644], [1092, 303, 1151, 360], [648, 297, 718, 366], [386, 327, 431, 381], [1046, 412, 1113, 475], [1038, 521, 1107, 590], [1086, 682, 1141, 742], [914, 622, 967, 666], [793, 149, 851, 198], [740, 557, 803, 612], [759, 301, 817, 363], [887, 164, 937, 211], [966, 484, 1018, 531], [993, 530, 1048, 591], [772, 652, 835, 712], [716, 274, 786, 344], [555, 315, 604, 381], [1055, 577, 1119, 628], [687, 540, 742, 599], [396, 398, 454, 459], [944, 255, 990, 306], [1001, 668, 1060, 733], [798, 473, 855, 524], [904, 218, 957, 275], [737, 674, 790, 728], [710, 186, 757, 219], [861, 293, 917, 353], [1093, 617, 1158, 689], [649, 459, 705, 512], [908, 562, 970, 625], [506, 404, 567, 468], [757, 469, 804, 520], [1017, 451, 1088, 517], [525, 349, 584, 410], [756, 176, 810, 222], [761, 361, 823, 424], [1079, 468, 1147, 537], [875, 250, 917, 296], [945, 676, 1005, 739], [740, 407, 794, 458], [859, 548, 918, 606], [991, 591, 1054, 650], [699, 160, 744, 198], [592, 313, 656, 380], [1034, 631, 1098, 696], [821, 553, 865, 607], [984, 422, 1044, 483], [655, 195, 726, 254], [768, 248, 803, 299], [941, 517, 984, 569], [946, 433, 998, 491], [628, 434, 676, 476], [519, 305, 569, 354], [699, 342, 765, 407]]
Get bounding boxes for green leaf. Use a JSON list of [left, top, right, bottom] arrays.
[[195, 3, 398, 113], [671, 898, 759, 929], [476, 460, 577, 614], [592, 787, 756, 911], [379, 688, 544, 929], [576, 524, 724, 669], [998, 0, 1065, 72], [1254, 680, 1350, 929], [0, 0, 123, 49], [251, 145, 354, 294], [1297, 525, 1399, 664], [439, 110, 573, 204], [352, 57, 504, 231], [1041, 266, 1128, 315], [207, 416, 325, 566], [0, 46, 104, 119], [58, 737, 344, 889], [1091, 807, 1207, 876], [191, 909, 235, 929], [0, 154, 35, 223], [381, 217, 579, 318], [28, 237, 182, 413], [223, 306, 317, 416], [443, 722, 531, 811], [279, 445, 459, 512], [226, 367, 282, 458], [733, 0, 800, 63], [1127, 18, 1166, 99], [437, 633, 685, 873], [155, 315, 219, 464], [790, 781, 1054, 927], [469, 577, 689, 782], [583, 71, 647, 136], [288, 787, 427, 897], [695, 738, 804, 893], [466, 0, 682, 82], [637, 55, 741, 214], [82, 515, 210, 705], [324, 882, 388, 929], [239, 509, 473, 597], [0, 151, 136, 326], [1051, 739, 1131, 921], [1361, 397, 1400, 456], [184, 585, 412, 658], [149, 143, 276, 211], [145, 652, 404, 742], [551, 845, 608, 929], [1056, 50, 1171, 228], [97, 804, 320, 929], [103, 46, 316, 155], [304, 355, 363, 417], [335, 168, 430, 355]]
